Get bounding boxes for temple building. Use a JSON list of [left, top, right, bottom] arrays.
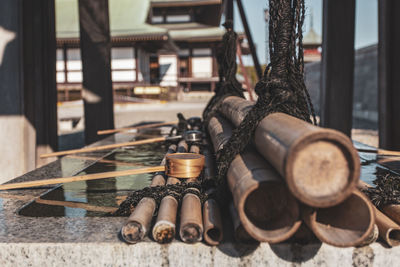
[[56, 0, 242, 101], [303, 12, 322, 63]]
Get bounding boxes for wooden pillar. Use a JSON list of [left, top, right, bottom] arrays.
[[378, 0, 400, 150], [226, 0, 234, 26], [320, 0, 356, 136], [78, 0, 114, 144], [236, 0, 262, 80], [22, 0, 58, 167]]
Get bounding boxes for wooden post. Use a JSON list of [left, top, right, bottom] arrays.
[[236, 0, 262, 80], [226, 0, 234, 26], [22, 0, 58, 167], [78, 0, 114, 144], [378, 0, 400, 150], [320, 0, 355, 136]]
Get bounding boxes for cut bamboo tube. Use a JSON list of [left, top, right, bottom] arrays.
[[219, 96, 360, 208], [152, 141, 188, 243], [208, 115, 301, 243], [152, 177, 180, 243], [229, 202, 257, 243], [382, 205, 400, 226], [203, 199, 223, 245], [375, 208, 400, 247], [202, 148, 223, 245], [179, 145, 204, 243], [358, 180, 400, 246], [40, 136, 168, 158], [303, 190, 375, 247], [97, 121, 178, 135], [121, 145, 176, 244], [179, 190, 203, 243]]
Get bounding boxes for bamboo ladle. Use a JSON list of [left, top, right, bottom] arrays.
[[0, 153, 205, 191], [40, 130, 203, 159], [97, 121, 178, 135]]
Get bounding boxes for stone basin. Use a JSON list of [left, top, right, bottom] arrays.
[[0, 132, 399, 266]]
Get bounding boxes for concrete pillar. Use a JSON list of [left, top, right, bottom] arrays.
[[0, 0, 58, 183]]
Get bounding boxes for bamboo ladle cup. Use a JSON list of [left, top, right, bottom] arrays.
[[97, 121, 178, 135], [0, 153, 205, 191]]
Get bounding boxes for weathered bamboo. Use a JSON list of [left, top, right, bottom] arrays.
[[202, 148, 223, 245], [180, 184, 204, 243], [208, 115, 301, 243], [219, 96, 360, 208], [375, 208, 400, 247], [121, 145, 176, 244], [229, 202, 257, 243], [97, 121, 178, 135], [358, 180, 400, 246], [152, 140, 188, 243], [303, 190, 375, 247], [152, 177, 180, 243], [179, 142, 204, 243], [382, 205, 400, 226]]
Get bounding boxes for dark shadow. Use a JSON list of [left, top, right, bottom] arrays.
[[270, 241, 322, 263], [159, 63, 172, 81], [58, 130, 85, 151]]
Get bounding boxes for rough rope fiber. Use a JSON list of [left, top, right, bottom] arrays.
[[207, 0, 317, 183]]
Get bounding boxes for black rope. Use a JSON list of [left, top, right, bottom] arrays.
[[210, 0, 317, 182], [361, 168, 400, 208]]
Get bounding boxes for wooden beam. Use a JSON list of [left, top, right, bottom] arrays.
[[378, 0, 400, 150], [320, 0, 356, 136], [78, 0, 114, 144], [236, 0, 262, 80]]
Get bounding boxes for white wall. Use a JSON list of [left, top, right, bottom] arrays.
[[159, 54, 178, 87]]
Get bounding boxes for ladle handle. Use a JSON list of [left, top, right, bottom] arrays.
[[97, 121, 178, 135], [0, 166, 165, 190], [40, 136, 167, 158]]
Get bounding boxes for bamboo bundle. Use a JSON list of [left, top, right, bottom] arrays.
[[219, 96, 360, 208], [303, 190, 375, 247], [120, 144, 176, 244], [207, 115, 301, 243]]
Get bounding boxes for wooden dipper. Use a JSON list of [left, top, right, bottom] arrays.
[[0, 153, 205, 190]]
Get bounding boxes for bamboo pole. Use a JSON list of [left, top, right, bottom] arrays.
[[303, 190, 375, 247], [208, 115, 301, 243], [97, 121, 178, 135], [219, 96, 360, 208], [0, 193, 117, 213], [66, 155, 145, 167], [1, 151, 204, 190], [40, 136, 168, 158], [121, 144, 176, 244], [0, 166, 165, 191], [229, 202, 257, 243], [357, 148, 400, 157]]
